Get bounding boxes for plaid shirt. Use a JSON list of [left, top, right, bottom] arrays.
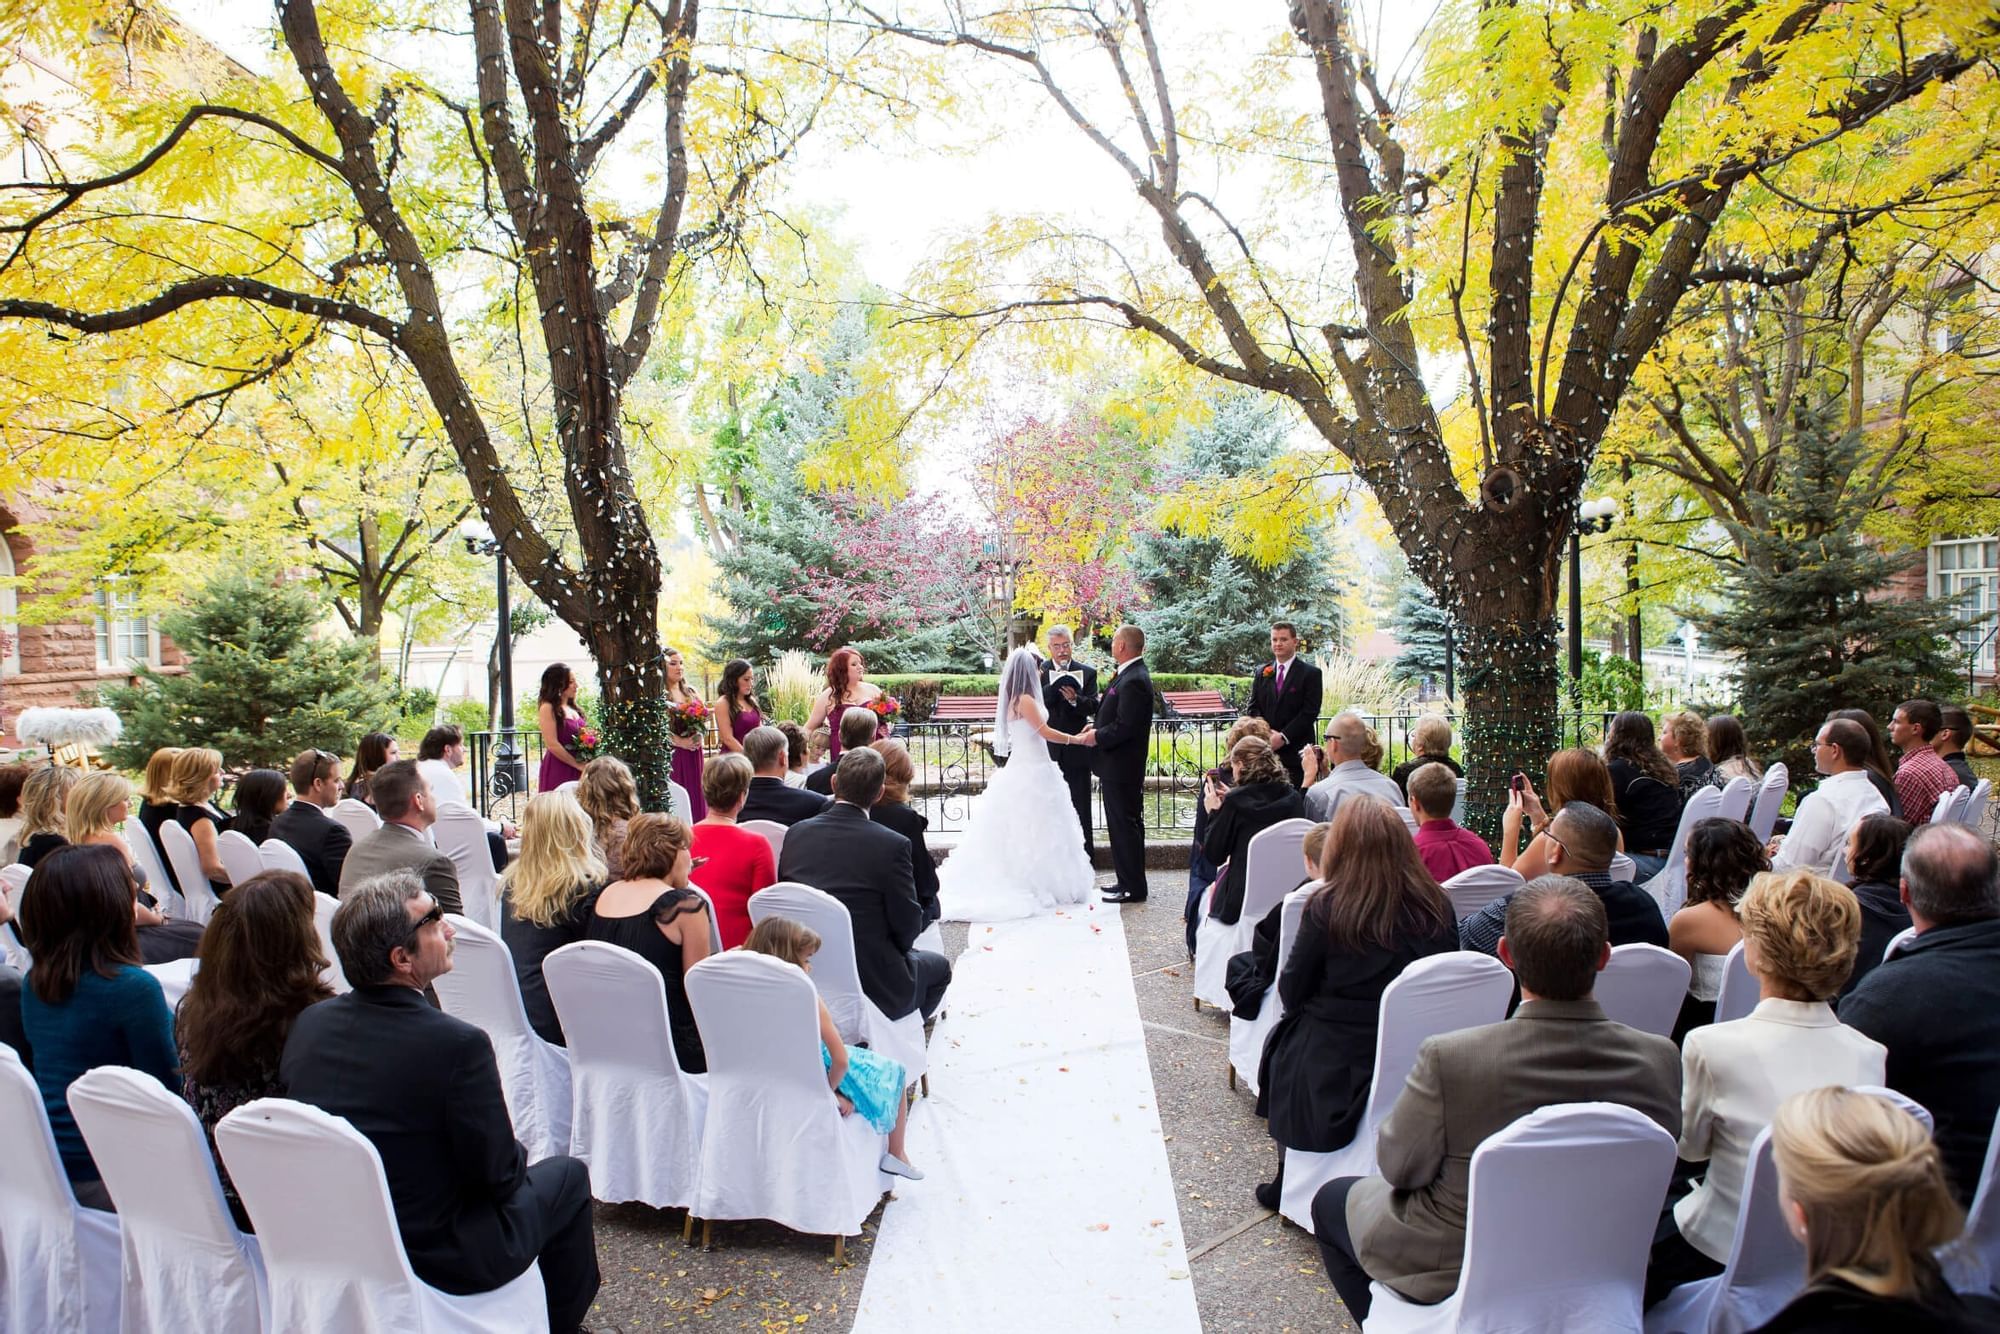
[[1895, 746, 1964, 826]]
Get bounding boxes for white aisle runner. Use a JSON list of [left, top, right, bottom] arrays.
[[850, 903, 1201, 1332]]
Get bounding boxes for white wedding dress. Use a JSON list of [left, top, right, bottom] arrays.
[[936, 696, 1097, 922]]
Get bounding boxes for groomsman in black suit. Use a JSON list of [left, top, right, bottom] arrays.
[[1039, 625, 1100, 856], [1248, 621, 1323, 787], [1081, 625, 1155, 903]]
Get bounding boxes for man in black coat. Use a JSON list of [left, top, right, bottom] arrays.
[[1039, 624, 1100, 855], [270, 748, 353, 897], [778, 748, 951, 1020], [738, 726, 831, 826], [281, 872, 599, 1332], [1247, 621, 1324, 787], [1082, 624, 1156, 903], [805, 709, 883, 797]]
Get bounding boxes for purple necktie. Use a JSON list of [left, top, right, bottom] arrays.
[[1275, 661, 1286, 695]]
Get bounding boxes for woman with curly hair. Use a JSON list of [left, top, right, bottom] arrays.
[[805, 646, 884, 764], [576, 756, 641, 880], [1667, 818, 1768, 1037]]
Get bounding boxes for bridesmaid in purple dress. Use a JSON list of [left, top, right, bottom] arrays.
[[664, 650, 708, 821], [806, 647, 885, 763], [536, 663, 590, 792], [711, 659, 764, 756]]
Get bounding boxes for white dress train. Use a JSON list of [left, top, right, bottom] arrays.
[[936, 701, 1096, 922]]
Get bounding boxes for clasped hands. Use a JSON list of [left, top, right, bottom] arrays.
[[1074, 726, 1098, 747]]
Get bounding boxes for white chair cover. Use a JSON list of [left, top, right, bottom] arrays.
[[739, 819, 787, 864], [1396, 806, 1420, 835], [1713, 941, 1758, 1025], [432, 803, 501, 931], [1228, 886, 1314, 1096], [1931, 786, 1970, 827], [684, 951, 890, 1236], [1851, 1083, 1932, 1133], [1882, 924, 1920, 962], [158, 819, 220, 925], [1368, 1102, 1676, 1334], [1609, 852, 1639, 884], [747, 882, 926, 1089], [329, 798, 382, 844], [1645, 1127, 1802, 1334], [1826, 845, 1850, 885], [1715, 775, 1754, 825], [554, 781, 579, 795], [542, 940, 708, 1209], [1442, 863, 1525, 921], [312, 890, 350, 993], [143, 958, 197, 1009], [1643, 785, 1723, 917], [215, 830, 263, 888], [258, 837, 312, 880], [432, 916, 572, 1163], [126, 817, 184, 920], [1746, 763, 1789, 842], [215, 1098, 547, 1333], [668, 780, 693, 823], [1193, 818, 1313, 1012], [1963, 779, 1993, 833], [1280, 952, 1515, 1230], [1, 863, 31, 970], [1596, 944, 1694, 1038], [1450, 778, 1468, 825], [1946, 1104, 2000, 1295], [684, 882, 725, 955], [0, 1047, 121, 1334], [68, 1066, 269, 1334]]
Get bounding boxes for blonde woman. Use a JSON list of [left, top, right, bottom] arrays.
[[576, 756, 640, 880], [68, 771, 203, 962], [15, 765, 78, 867], [1758, 1086, 1998, 1330], [501, 792, 607, 1047], [168, 747, 233, 898], [1391, 715, 1461, 800], [136, 747, 183, 850]]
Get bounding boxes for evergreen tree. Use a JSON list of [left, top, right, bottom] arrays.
[[1389, 572, 1452, 689], [1697, 420, 1961, 778], [101, 574, 398, 769]]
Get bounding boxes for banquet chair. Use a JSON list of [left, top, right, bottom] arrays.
[[433, 916, 573, 1163], [0, 1046, 120, 1334], [257, 837, 312, 881], [1441, 863, 1524, 921], [1715, 775, 1755, 825], [1642, 786, 1724, 917], [1746, 764, 1789, 842], [432, 802, 501, 931], [308, 889, 349, 993], [68, 1066, 269, 1333], [542, 940, 708, 1212], [126, 816, 184, 920], [1962, 779, 1993, 833], [158, 820, 220, 925], [1228, 886, 1313, 1095], [1712, 942, 1758, 1025], [1644, 1127, 1801, 1334], [1193, 817, 1314, 1013], [1946, 1104, 2000, 1295], [328, 797, 382, 844], [1608, 852, 1639, 884], [215, 830, 264, 889], [1595, 944, 1694, 1038], [740, 819, 787, 865], [216, 1098, 546, 1332], [1, 862, 31, 970]]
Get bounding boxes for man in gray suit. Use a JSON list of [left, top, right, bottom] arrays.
[[337, 760, 462, 916], [1311, 877, 1680, 1321]]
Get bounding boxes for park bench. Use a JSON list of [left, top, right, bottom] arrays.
[[1162, 689, 1236, 719], [929, 695, 1000, 721]]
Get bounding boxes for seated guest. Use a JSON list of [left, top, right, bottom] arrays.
[[1771, 719, 1887, 876], [226, 768, 290, 845], [576, 756, 641, 879], [1315, 877, 1680, 1320], [1462, 802, 1668, 953], [1756, 1087, 2000, 1332], [346, 731, 398, 809], [586, 814, 711, 1072], [779, 748, 951, 1022], [1255, 797, 1457, 1208], [0, 762, 32, 863], [801, 725, 831, 785], [1705, 714, 1762, 783], [500, 792, 605, 1047], [16, 845, 180, 1209], [134, 747, 182, 852], [690, 754, 777, 949], [1202, 736, 1309, 929], [0, 962, 28, 1066], [1830, 707, 1902, 818], [337, 760, 461, 914], [806, 708, 881, 797], [1889, 699, 1962, 827], [870, 740, 939, 924], [69, 771, 203, 964], [1842, 813, 1912, 998], [271, 749, 351, 897], [1221, 822, 1332, 1020], [283, 874, 599, 1330], [738, 725, 830, 827], [1390, 715, 1461, 801], [1647, 869, 1884, 1306], [1661, 710, 1721, 798], [169, 747, 234, 899], [1407, 762, 1490, 883], [1936, 705, 1979, 790], [1188, 718, 1273, 958], [1667, 818, 1766, 1036], [1500, 747, 1622, 876], [1604, 711, 1685, 881], [15, 764, 78, 867], [1303, 712, 1404, 821], [175, 871, 332, 1228], [1839, 822, 2000, 1204], [417, 724, 513, 867], [776, 720, 811, 787]]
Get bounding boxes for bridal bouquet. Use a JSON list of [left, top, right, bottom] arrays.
[[665, 698, 710, 740], [573, 721, 600, 760]]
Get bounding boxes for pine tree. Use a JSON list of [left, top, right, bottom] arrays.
[[1389, 572, 1452, 689], [100, 574, 398, 770], [1697, 420, 1961, 777]]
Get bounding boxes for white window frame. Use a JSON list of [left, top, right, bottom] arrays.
[[94, 583, 159, 672], [1931, 537, 2000, 677]]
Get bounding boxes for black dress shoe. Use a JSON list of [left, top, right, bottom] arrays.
[[1101, 888, 1148, 903]]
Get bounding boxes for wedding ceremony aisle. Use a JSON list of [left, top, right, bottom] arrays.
[[850, 901, 1204, 1332]]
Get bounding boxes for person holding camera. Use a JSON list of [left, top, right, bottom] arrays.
[[1200, 736, 1309, 931]]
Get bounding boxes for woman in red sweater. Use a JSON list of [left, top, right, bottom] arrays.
[[689, 753, 775, 948]]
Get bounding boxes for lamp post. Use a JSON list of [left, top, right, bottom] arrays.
[[979, 537, 1025, 663], [1569, 499, 1618, 712], [463, 530, 523, 800]]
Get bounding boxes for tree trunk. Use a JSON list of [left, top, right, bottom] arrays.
[[1452, 579, 1563, 843], [586, 615, 674, 812]]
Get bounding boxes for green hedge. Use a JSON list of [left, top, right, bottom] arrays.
[[869, 672, 1249, 722]]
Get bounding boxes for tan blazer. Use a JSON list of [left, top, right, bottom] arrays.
[[1346, 997, 1681, 1304], [337, 821, 462, 916]]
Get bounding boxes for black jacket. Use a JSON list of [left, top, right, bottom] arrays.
[[1839, 916, 2000, 1204], [1248, 657, 1323, 757], [776, 803, 926, 1019], [872, 799, 940, 924], [1606, 758, 1683, 855], [1090, 660, 1155, 781], [280, 986, 545, 1295], [1040, 658, 1100, 737], [739, 775, 830, 828], [1841, 879, 1911, 999], [804, 766, 835, 797], [1201, 780, 1308, 924], [269, 800, 352, 899], [1752, 1277, 2000, 1333]]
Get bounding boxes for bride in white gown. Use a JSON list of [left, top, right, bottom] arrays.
[[936, 646, 1098, 921]]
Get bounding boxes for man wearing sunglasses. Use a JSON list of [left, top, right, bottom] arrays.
[[283, 873, 599, 1331], [1458, 801, 1668, 955], [271, 749, 351, 897]]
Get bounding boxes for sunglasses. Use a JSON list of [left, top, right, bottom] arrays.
[[400, 901, 444, 948]]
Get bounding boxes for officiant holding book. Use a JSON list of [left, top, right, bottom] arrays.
[[1040, 625, 1100, 855]]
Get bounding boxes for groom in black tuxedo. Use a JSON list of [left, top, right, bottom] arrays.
[[1081, 624, 1154, 903], [1039, 625, 1100, 855], [1247, 621, 1323, 787]]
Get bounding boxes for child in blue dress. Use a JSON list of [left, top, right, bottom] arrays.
[[742, 917, 923, 1180]]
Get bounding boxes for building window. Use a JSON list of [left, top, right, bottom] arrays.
[[0, 535, 16, 678], [95, 586, 156, 671], [1932, 537, 2000, 677]]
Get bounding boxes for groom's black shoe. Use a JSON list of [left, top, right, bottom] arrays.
[[1101, 887, 1148, 903]]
